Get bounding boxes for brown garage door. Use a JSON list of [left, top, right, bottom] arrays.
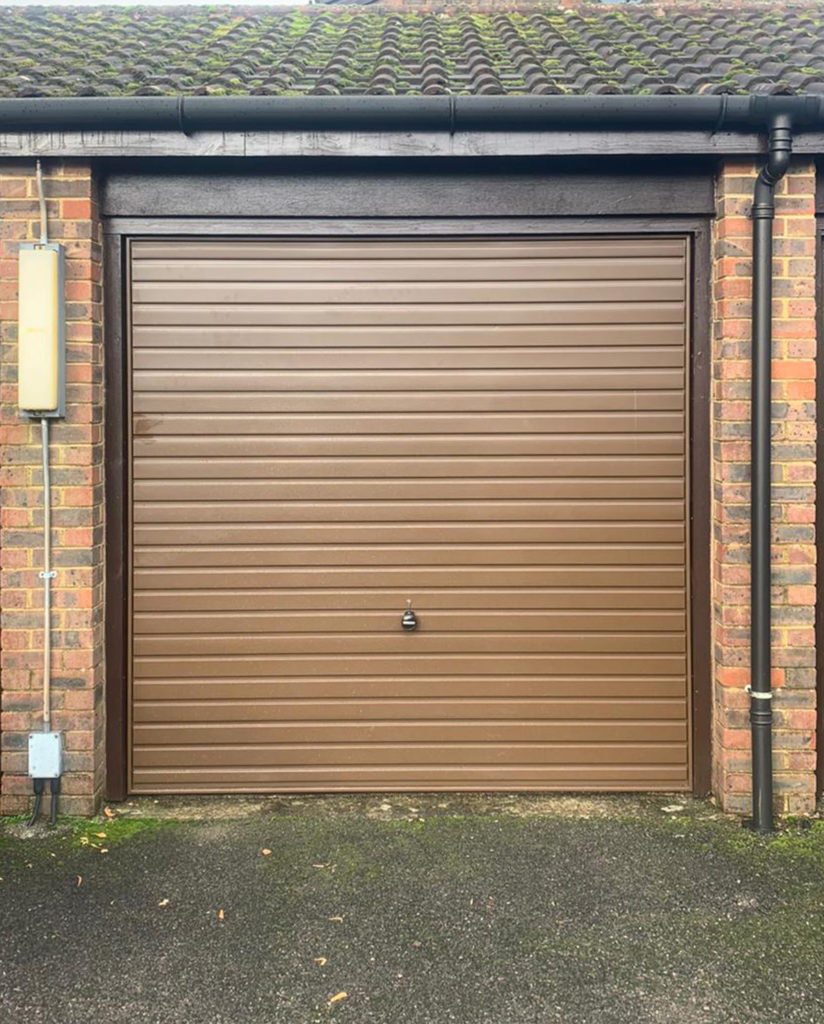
[[129, 236, 691, 793]]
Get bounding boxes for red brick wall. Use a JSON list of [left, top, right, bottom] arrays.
[[712, 159, 818, 815], [0, 160, 104, 815]]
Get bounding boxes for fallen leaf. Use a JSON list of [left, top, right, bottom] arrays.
[[99, 849, 109, 855], [75, 876, 82, 887], [379, 803, 392, 811], [328, 992, 348, 1006], [328, 916, 344, 923], [95, 832, 107, 839], [314, 957, 327, 967], [103, 807, 114, 819], [217, 909, 225, 921], [158, 898, 170, 907], [261, 848, 272, 857], [661, 804, 685, 813]]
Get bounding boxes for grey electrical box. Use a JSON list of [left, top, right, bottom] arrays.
[[28, 732, 62, 778]]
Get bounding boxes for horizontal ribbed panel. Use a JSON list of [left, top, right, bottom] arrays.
[[130, 236, 690, 793]]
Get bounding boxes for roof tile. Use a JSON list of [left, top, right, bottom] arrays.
[[0, 3, 822, 98]]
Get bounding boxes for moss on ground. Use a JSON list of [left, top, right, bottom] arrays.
[[68, 815, 170, 850], [0, 812, 172, 854]]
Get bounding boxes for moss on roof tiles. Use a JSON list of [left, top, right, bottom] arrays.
[[0, 3, 822, 98]]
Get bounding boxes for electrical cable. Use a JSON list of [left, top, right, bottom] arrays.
[[28, 780, 45, 827], [49, 780, 59, 826], [28, 792, 42, 827]]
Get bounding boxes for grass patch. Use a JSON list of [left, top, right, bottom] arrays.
[[68, 815, 170, 850]]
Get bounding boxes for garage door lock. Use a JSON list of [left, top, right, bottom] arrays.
[[401, 600, 418, 632]]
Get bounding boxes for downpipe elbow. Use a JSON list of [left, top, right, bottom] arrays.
[[752, 117, 792, 220], [765, 142, 792, 184], [759, 115, 793, 185]]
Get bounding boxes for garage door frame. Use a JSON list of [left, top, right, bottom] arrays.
[[104, 213, 711, 801], [816, 204, 824, 800]]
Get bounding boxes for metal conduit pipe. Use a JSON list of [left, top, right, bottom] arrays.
[[35, 161, 52, 738], [40, 415, 53, 734], [749, 115, 793, 833]]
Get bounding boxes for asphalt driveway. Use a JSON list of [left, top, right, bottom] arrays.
[[1, 794, 823, 1024]]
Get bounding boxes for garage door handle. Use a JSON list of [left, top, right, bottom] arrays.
[[401, 600, 418, 632]]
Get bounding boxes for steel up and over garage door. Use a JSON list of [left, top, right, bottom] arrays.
[[129, 237, 691, 793]]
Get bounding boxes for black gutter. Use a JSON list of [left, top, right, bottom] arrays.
[[0, 94, 823, 133], [749, 116, 793, 833]]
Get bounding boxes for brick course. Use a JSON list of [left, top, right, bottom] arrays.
[[712, 159, 818, 816], [0, 160, 104, 815]]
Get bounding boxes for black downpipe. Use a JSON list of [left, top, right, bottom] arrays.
[[749, 115, 793, 833]]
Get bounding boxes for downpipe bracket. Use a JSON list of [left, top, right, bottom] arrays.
[[745, 686, 773, 700]]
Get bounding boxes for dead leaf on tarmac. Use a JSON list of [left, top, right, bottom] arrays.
[[217, 909, 225, 921], [75, 876, 82, 887], [328, 916, 344, 923], [158, 899, 170, 907], [328, 992, 348, 1006], [314, 957, 327, 967], [261, 849, 272, 857]]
